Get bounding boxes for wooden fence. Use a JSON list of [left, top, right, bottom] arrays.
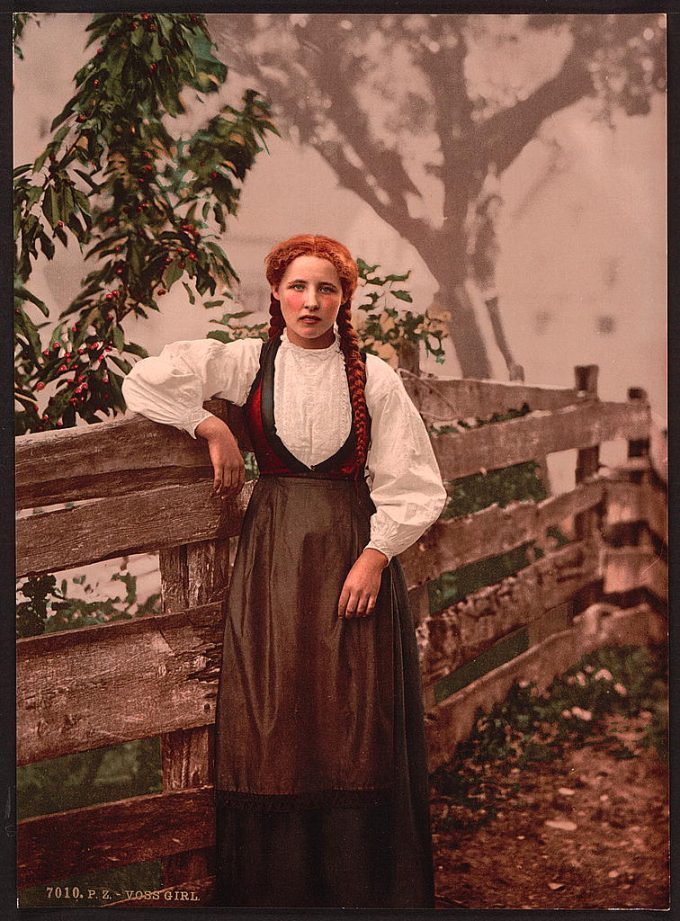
[[16, 363, 667, 905]]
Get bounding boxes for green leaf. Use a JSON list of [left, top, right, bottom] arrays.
[[14, 285, 49, 316], [391, 289, 413, 303], [163, 260, 183, 288], [112, 325, 125, 352], [109, 355, 132, 374], [182, 281, 196, 304], [33, 149, 49, 174], [206, 330, 232, 344], [74, 169, 100, 191], [50, 93, 79, 132], [203, 300, 224, 309], [42, 186, 60, 229], [122, 341, 149, 358]]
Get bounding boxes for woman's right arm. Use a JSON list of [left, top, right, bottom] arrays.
[[122, 337, 263, 498]]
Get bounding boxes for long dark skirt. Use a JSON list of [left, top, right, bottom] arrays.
[[213, 475, 434, 908]]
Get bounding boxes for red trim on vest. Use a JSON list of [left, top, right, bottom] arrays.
[[245, 375, 360, 478]]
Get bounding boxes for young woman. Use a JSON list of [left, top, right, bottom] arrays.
[[122, 234, 447, 909]]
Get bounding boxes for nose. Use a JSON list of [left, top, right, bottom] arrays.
[[304, 288, 320, 310]]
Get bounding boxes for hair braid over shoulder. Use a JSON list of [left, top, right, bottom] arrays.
[[336, 302, 370, 470]]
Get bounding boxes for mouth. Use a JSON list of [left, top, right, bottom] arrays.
[[299, 316, 321, 324]]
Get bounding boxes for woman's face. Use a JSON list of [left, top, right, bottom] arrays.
[[271, 255, 343, 349]]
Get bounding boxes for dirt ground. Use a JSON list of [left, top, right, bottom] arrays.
[[431, 713, 669, 910]]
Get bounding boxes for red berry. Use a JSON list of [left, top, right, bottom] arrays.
[[93, 79, 100, 88], [77, 114, 86, 123], [78, 346, 86, 355], [52, 342, 60, 350], [69, 397, 78, 405], [58, 364, 67, 372], [42, 414, 49, 421], [56, 420, 63, 427], [210, 171, 218, 179], [150, 63, 158, 74], [35, 382, 45, 391], [157, 288, 166, 296], [189, 253, 197, 262], [106, 216, 115, 225], [96, 47, 103, 55], [130, 22, 138, 31], [42, 349, 50, 357], [71, 324, 78, 332]]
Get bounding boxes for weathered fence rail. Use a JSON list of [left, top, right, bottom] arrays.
[[16, 364, 667, 902]]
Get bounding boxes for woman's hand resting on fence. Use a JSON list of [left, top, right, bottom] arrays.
[[195, 415, 245, 499], [338, 549, 389, 619]]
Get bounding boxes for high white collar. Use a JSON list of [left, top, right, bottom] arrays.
[[280, 327, 341, 356]]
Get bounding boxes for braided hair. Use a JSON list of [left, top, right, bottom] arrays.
[[264, 235, 369, 469]]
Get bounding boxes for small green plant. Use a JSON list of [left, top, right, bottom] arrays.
[[16, 566, 160, 639], [354, 257, 447, 364], [430, 644, 667, 831]]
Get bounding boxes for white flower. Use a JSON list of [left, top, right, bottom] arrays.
[[594, 668, 613, 682], [614, 683, 628, 697], [561, 709, 572, 719], [575, 672, 587, 687], [519, 679, 530, 689], [584, 665, 595, 674], [571, 707, 593, 721]]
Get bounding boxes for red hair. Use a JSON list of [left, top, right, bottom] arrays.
[[264, 235, 369, 470]]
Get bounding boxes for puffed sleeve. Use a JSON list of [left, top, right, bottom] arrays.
[[363, 354, 447, 562], [121, 337, 264, 438]]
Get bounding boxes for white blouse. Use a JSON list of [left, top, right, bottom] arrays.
[[121, 328, 447, 562]]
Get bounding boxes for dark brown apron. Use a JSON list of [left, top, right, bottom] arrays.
[[213, 337, 434, 908]]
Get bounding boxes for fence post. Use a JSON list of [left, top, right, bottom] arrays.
[[158, 538, 231, 888], [573, 365, 602, 611], [626, 387, 651, 466]]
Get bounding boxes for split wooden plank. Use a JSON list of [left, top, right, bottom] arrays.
[[17, 787, 215, 890], [400, 372, 586, 420], [15, 400, 249, 509], [430, 399, 650, 481], [418, 539, 600, 688], [400, 480, 604, 589], [17, 603, 224, 766], [605, 480, 668, 544], [16, 480, 254, 578], [603, 547, 668, 603]]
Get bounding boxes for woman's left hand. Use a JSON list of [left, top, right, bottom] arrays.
[[338, 549, 389, 619]]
